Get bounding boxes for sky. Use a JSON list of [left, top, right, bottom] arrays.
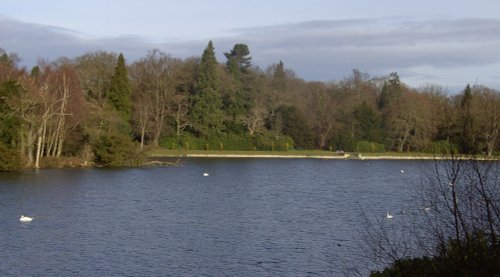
[[1, 0, 500, 91]]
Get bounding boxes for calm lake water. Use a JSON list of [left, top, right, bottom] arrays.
[[0, 158, 426, 276]]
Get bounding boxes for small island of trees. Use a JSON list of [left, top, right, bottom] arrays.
[[0, 41, 499, 170]]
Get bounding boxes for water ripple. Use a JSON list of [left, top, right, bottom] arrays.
[[0, 159, 428, 276]]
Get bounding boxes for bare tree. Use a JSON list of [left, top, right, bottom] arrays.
[[470, 86, 500, 156], [170, 93, 191, 136], [242, 100, 268, 136], [130, 50, 179, 146], [363, 154, 500, 274]]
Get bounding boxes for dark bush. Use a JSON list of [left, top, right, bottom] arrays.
[[160, 132, 295, 151], [371, 233, 499, 276], [92, 133, 144, 166], [356, 140, 386, 153], [0, 142, 21, 171]]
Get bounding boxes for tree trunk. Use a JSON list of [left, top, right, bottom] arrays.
[[397, 126, 410, 153], [140, 124, 146, 149], [35, 118, 47, 169]]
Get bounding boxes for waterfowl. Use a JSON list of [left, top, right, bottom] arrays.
[[386, 212, 393, 219], [20, 215, 33, 222], [203, 172, 209, 177]]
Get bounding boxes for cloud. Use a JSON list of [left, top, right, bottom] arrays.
[[0, 16, 153, 64], [1, 16, 500, 89], [231, 18, 500, 79]]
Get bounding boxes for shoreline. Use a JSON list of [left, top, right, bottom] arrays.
[[149, 151, 500, 161]]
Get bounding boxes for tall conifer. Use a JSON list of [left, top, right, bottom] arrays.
[[191, 41, 223, 135], [108, 53, 131, 121]]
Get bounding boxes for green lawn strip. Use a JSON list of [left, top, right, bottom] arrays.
[[148, 149, 339, 157], [147, 148, 500, 160]]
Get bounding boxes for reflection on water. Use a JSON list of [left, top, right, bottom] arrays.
[[0, 159, 424, 276]]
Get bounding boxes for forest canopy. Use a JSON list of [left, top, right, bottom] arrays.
[[0, 42, 499, 169]]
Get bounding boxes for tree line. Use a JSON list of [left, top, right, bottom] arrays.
[[0, 41, 499, 169]]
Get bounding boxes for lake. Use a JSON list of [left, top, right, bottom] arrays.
[[0, 158, 426, 276]]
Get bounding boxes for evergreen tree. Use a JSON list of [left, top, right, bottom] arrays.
[[191, 41, 224, 136], [271, 60, 287, 92], [0, 80, 21, 145], [378, 72, 402, 110], [224, 43, 252, 79], [278, 106, 315, 149], [224, 44, 253, 128], [460, 84, 476, 154], [354, 101, 383, 143], [108, 53, 131, 121], [0, 80, 22, 171]]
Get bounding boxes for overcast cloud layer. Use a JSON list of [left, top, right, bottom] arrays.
[[1, 16, 499, 90]]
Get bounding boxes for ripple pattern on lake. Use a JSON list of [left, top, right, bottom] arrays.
[[0, 159, 424, 276]]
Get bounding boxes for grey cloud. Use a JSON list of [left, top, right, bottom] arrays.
[[0, 16, 154, 64], [1, 16, 499, 88], [231, 18, 500, 74]]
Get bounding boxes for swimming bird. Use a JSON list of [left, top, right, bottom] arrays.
[[400, 169, 405, 173], [20, 215, 33, 222], [203, 172, 209, 177], [386, 212, 393, 219], [424, 207, 431, 212]]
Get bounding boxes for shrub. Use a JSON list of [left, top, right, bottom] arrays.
[[356, 141, 386, 153], [0, 142, 21, 171], [160, 132, 295, 151], [92, 133, 144, 166], [160, 134, 206, 150], [371, 233, 499, 276], [427, 140, 459, 154]]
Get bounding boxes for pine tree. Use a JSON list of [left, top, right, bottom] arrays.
[[378, 72, 401, 110], [224, 43, 252, 80], [460, 84, 475, 153], [191, 41, 224, 136], [108, 53, 131, 121], [271, 60, 286, 92], [224, 43, 252, 126]]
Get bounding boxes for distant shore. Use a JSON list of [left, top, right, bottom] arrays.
[[148, 150, 500, 161]]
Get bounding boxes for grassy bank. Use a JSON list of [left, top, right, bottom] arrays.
[[147, 148, 499, 160]]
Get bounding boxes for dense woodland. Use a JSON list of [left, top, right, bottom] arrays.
[[0, 41, 499, 169]]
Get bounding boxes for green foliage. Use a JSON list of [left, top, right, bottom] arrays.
[[252, 133, 294, 151], [378, 72, 402, 110], [460, 84, 476, 154], [353, 101, 384, 143], [92, 133, 144, 167], [0, 49, 19, 67], [0, 141, 21, 171], [329, 133, 355, 152], [108, 53, 132, 121], [160, 132, 294, 151], [355, 141, 386, 152], [222, 42, 253, 124], [0, 80, 22, 144], [371, 233, 499, 277], [224, 43, 252, 78], [277, 106, 315, 149], [270, 60, 287, 91], [160, 134, 206, 151], [427, 140, 459, 154], [191, 41, 224, 135]]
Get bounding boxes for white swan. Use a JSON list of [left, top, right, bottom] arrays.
[[20, 215, 33, 222], [386, 212, 393, 219], [203, 172, 209, 177]]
